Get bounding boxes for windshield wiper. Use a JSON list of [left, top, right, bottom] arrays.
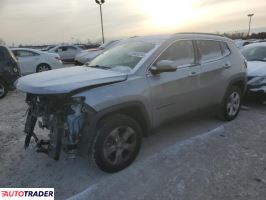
[[88, 65, 111, 70]]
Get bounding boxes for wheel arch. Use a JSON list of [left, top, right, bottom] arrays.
[[228, 75, 247, 96], [95, 102, 152, 137], [78, 101, 152, 156]]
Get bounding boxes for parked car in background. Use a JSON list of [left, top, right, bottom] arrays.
[[16, 33, 246, 172], [12, 48, 63, 75], [41, 45, 56, 51], [0, 45, 21, 98], [48, 45, 83, 62], [241, 42, 266, 103], [234, 39, 254, 49], [74, 40, 119, 65]]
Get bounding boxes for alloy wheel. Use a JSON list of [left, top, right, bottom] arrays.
[[103, 126, 137, 165], [227, 92, 240, 117], [38, 65, 50, 72]]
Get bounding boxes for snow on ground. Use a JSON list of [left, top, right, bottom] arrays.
[[0, 91, 266, 200]]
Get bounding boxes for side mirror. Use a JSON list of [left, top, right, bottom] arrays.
[[150, 60, 176, 75]]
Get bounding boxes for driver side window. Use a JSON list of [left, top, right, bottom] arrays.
[[56, 46, 67, 52], [156, 40, 195, 67]]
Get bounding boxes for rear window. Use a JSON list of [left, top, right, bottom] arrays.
[[197, 40, 223, 62]]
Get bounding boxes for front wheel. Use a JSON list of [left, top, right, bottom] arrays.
[[218, 86, 242, 121], [0, 80, 8, 99], [91, 114, 142, 173]]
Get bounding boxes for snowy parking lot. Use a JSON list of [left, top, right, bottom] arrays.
[[0, 91, 266, 200]]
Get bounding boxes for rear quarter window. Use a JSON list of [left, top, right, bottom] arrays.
[[220, 42, 231, 56], [197, 40, 223, 62]]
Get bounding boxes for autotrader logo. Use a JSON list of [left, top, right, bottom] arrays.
[[0, 188, 54, 200]]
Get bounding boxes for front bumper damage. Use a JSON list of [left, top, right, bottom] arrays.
[[24, 93, 95, 160]]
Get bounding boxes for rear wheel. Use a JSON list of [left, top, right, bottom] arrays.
[[91, 114, 142, 173], [0, 80, 8, 99], [36, 64, 51, 72], [218, 86, 242, 121]]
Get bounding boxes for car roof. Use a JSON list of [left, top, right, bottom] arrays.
[[11, 47, 43, 53], [119, 35, 171, 45], [119, 32, 230, 45]]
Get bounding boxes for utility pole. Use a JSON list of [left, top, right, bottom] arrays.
[[95, 0, 105, 44], [247, 14, 254, 36]]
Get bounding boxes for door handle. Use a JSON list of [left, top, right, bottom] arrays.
[[189, 71, 198, 77], [224, 62, 232, 69]]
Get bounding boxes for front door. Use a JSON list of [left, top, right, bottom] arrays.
[[147, 40, 202, 126]]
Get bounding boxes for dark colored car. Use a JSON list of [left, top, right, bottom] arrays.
[[0, 45, 21, 98]]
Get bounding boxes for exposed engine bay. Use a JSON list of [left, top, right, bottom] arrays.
[[24, 93, 94, 160]]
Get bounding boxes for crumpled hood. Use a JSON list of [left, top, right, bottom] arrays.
[[247, 61, 266, 77], [15, 66, 127, 94]]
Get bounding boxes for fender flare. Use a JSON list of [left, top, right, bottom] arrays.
[[78, 101, 152, 156]]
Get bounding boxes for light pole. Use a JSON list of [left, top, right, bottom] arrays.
[[247, 13, 254, 36], [95, 0, 105, 44]]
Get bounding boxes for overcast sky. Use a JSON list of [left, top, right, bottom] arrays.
[[0, 0, 266, 45]]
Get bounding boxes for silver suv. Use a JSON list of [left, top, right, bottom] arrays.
[[16, 33, 247, 172]]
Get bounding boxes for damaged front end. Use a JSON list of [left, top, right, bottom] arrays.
[[24, 93, 95, 160]]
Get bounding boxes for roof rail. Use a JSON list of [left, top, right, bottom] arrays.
[[176, 32, 226, 37]]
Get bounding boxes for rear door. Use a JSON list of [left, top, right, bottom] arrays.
[[55, 46, 68, 61], [14, 50, 40, 74], [147, 40, 202, 125], [196, 40, 229, 106], [66, 46, 80, 60]]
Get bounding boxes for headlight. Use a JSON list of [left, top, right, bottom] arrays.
[[249, 77, 266, 86]]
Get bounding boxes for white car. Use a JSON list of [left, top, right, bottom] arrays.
[[241, 42, 266, 102], [74, 40, 119, 65], [48, 45, 83, 62], [12, 48, 64, 75]]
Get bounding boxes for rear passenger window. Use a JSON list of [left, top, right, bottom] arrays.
[[197, 40, 223, 62], [17, 50, 38, 57], [220, 42, 231, 56], [67, 46, 78, 50], [157, 40, 195, 66]]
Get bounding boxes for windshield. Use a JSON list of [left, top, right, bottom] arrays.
[[88, 42, 156, 69], [242, 46, 266, 62]]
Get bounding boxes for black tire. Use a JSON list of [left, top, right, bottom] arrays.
[[91, 114, 142, 173], [0, 80, 8, 99], [218, 86, 242, 121], [36, 64, 51, 73], [48, 116, 63, 160]]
